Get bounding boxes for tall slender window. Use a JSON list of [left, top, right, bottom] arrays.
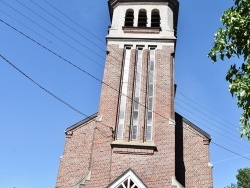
[[138, 9, 147, 27], [124, 9, 134, 27], [151, 9, 160, 27], [146, 48, 155, 141], [132, 48, 143, 140], [117, 47, 131, 140]]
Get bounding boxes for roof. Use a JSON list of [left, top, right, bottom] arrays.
[[175, 112, 211, 140], [64, 112, 211, 140], [65, 113, 98, 132]]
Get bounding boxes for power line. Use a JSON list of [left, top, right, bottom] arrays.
[[182, 125, 250, 162], [1, 4, 249, 161], [2, 51, 248, 163], [175, 97, 242, 140], [29, 0, 175, 103], [0, 53, 114, 133], [213, 153, 250, 164], [0, 0, 175, 125], [43, 0, 105, 45], [0, 53, 88, 117], [0, 18, 169, 123], [212, 141, 250, 161], [0, 9, 52, 44], [14, 0, 104, 61], [37, 0, 244, 139], [29, 0, 105, 53], [176, 110, 250, 154], [2, 15, 249, 155], [177, 91, 237, 128], [0, 0, 102, 67]]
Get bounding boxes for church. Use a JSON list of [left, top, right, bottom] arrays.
[[55, 0, 213, 187]]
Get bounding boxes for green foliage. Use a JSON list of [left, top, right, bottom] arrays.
[[237, 168, 250, 187], [225, 168, 250, 187], [208, 0, 250, 139], [225, 183, 237, 188]]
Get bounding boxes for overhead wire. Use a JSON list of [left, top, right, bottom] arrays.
[[176, 109, 250, 154], [0, 53, 114, 132], [0, 7, 244, 148], [9, 0, 239, 137], [0, 0, 102, 68], [14, 0, 104, 61], [0, 9, 53, 44], [2, 51, 249, 163], [175, 97, 241, 140], [25, 0, 175, 103], [0, 18, 169, 125], [39, 0, 245, 139], [177, 91, 239, 129], [182, 124, 250, 162], [0, 0, 177, 126], [0, 4, 247, 151], [0, 53, 88, 117], [0, 0, 249, 162]]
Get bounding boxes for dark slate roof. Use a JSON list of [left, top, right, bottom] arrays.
[[175, 112, 211, 140], [65, 113, 98, 132]]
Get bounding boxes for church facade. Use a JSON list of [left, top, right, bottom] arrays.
[[56, 0, 213, 187]]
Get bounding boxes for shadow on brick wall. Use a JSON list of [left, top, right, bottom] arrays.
[[175, 113, 186, 187]]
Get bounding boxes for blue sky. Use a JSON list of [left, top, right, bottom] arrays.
[[0, 0, 249, 187]]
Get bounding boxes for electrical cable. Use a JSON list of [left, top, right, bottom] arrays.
[[2, 50, 248, 163], [0, 1, 249, 162], [1, 16, 249, 157], [24, 0, 175, 103], [0, 53, 88, 117], [0, 18, 169, 124], [38, 0, 245, 138]]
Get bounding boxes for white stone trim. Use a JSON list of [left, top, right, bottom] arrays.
[[208, 162, 214, 168], [70, 171, 91, 188], [168, 118, 176, 126], [172, 176, 184, 188], [108, 169, 147, 188]]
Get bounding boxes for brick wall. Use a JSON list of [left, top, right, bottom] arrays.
[[175, 113, 213, 188], [56, 118, 96, 188]]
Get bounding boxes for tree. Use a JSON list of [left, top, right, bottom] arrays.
[[225, 183, 237, 188], [237, 168, 250, 187], [208, 0, 250, 139], [225, 168, 250, 188]]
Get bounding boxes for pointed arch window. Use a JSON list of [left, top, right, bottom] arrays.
[[131, 47, 143, 140], [146, 48, 155, 141], [138, 9, 147, 27], [124, 9, 134, 27], [117, 47, 131, 140], [151, 9, 160, 27], [117, 178, 139, 188]]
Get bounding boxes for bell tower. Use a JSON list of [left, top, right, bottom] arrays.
[[96, 0, 180, 187]]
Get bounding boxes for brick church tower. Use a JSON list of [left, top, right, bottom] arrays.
[[56, 0, 213, 187]]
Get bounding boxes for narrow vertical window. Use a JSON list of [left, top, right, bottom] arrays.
[[146, 48, 155, 141], [117, 47, 131, 140], [132, 48, 143, 140], [124, 9, 134, 27], [151, 9, 160, 27], [138, 9, 147, 27]]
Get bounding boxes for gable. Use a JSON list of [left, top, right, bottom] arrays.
[[65, 113, 98, 133], [107, 169, 147, 188], [175, 112, 211, 140]]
